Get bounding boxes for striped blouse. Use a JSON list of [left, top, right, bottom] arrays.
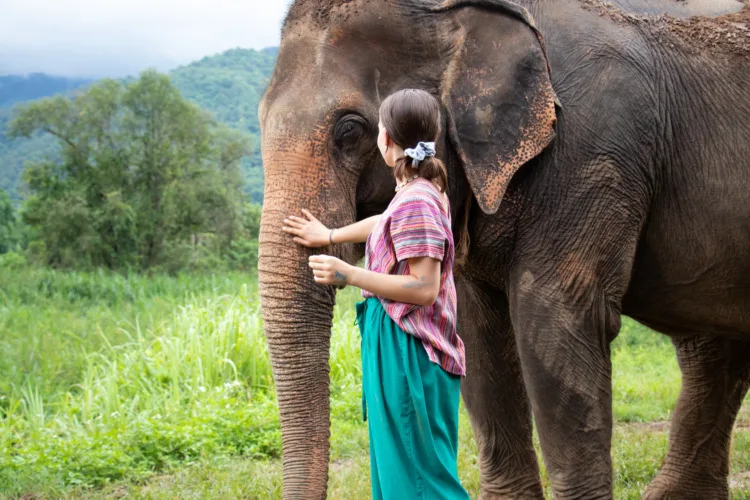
[[363, 178, 466, 376]]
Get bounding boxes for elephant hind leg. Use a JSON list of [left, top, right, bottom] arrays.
[[456, 279, 544, 499], [644, 335, 750, 500]]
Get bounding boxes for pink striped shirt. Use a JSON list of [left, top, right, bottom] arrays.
[[363, 178, 466, 376]]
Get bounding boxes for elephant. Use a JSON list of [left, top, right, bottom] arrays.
[[257, 0, 750, 498]]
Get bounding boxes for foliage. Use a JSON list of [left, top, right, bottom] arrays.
[[8, 70, 253, 271], [0, 250, 26, 268], [0, 106, 58, 202], [226, 202, 262, 270], [1, 271, 749, 497], [0, 48, 277, 204], [0, 187, 20, 253]]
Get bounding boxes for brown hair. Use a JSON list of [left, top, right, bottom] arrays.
[[380, 89, 448, 192]]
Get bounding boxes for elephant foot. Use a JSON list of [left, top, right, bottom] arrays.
[[644, 473, 728, 500]]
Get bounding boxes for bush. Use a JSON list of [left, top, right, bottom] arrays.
[[0, 250, 26, 269]]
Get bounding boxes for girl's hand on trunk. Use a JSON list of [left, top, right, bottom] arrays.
[[309, 255, 353, 288], [283, 209, 331, 248]]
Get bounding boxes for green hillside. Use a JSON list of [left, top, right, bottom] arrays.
[[0, 74, 92, 108], [0, 47, 278, 204]]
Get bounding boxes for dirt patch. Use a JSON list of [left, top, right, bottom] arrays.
[[735, 407, 750, 430], [736, 413, 750, 430], [581, 0, 640, 23], [105, 485, 129, 498], [622, 417, 750, 432], [618, 416, 750, 432], [581, 0, 750, 58], [621, 416, 750, 433], [330, 458, 355, 473], [285, 0, 374, 29], [134, 474, 175, 495], [730, 471, 750, 489], [665, 5, 750, 57], [622, 420, 671, 432], [738, 404, 750, 426]]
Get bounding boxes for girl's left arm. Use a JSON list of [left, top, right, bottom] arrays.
[[308, 255, 440, 306]]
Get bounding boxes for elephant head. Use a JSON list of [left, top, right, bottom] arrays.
[[258, 0, 558, 496]]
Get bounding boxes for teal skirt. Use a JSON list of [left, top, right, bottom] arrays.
[[355, 297, 469, 500]]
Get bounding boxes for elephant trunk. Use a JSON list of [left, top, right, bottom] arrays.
[[258, 184, 337, 499]]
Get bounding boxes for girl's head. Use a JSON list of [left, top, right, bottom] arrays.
[[378, 89, 448, 192]]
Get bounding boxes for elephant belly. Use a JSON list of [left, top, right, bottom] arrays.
[[623, 200, 750, 339]]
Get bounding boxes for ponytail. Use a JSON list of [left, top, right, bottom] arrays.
[[394, 156, 448, 193]]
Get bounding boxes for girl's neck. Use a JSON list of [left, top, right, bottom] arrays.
[[395, 172, 419, 192], [396, 166, 418, 183], [396, 176, 447, 201]]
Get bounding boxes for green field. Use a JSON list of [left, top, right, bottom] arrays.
[[1, 267, 748, 499]]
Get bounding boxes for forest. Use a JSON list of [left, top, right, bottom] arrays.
[[0, 48, 277, 206]]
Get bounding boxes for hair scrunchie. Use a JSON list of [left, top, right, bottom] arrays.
[[404, 141, 436, 168]]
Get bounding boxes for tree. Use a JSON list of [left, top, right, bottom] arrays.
[[0, 188, 18, 253], [226, 202, 262, 270], [9, 70, 252, 271]]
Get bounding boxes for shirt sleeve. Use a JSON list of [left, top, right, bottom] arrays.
[[389, 194, 446, 262]]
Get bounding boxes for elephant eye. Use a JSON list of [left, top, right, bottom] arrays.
[[334, 115, 368, 150]]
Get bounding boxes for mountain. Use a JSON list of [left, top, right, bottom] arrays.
[[170, 47, 278, 203], [0, 47, 278, 204], [0, 74, 92, 108]]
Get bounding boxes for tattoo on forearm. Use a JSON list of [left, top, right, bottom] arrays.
[[334, 271, 347, 286], [402, 276, 433, 289]]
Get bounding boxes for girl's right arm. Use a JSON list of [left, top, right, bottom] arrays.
[[283, 209, 381, 247]]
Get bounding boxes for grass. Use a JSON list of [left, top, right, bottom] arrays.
[[0, 266, 748, 498], [611, 321, 681, 423]]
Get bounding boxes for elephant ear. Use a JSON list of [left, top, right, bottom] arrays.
[[434, 0, 559, 214]]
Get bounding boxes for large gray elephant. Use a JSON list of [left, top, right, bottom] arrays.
[[257, 0, 750, 498]]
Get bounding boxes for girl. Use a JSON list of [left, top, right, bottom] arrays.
[[282, 89, 468, 500]]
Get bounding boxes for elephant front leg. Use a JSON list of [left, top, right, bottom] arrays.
[[509, 270, 619, 500], [458, 279, 544, 499], [643, 335, 750, 500]]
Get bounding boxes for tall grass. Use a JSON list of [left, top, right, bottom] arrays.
[[0, 268, 366, 494], [1, 268, 280, 492], [0, 267, 254, 401], [0, 267, 747, 498]]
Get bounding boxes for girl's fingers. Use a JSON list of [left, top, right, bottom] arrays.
[[288, 216, 306, 225], [302, 209, 319, 222], [293, 237, 308, 246], [284, 219, 303, 229], [282, 226, 300, 236]]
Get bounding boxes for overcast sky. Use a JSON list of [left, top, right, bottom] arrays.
[[0, 0, 291, 77]]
